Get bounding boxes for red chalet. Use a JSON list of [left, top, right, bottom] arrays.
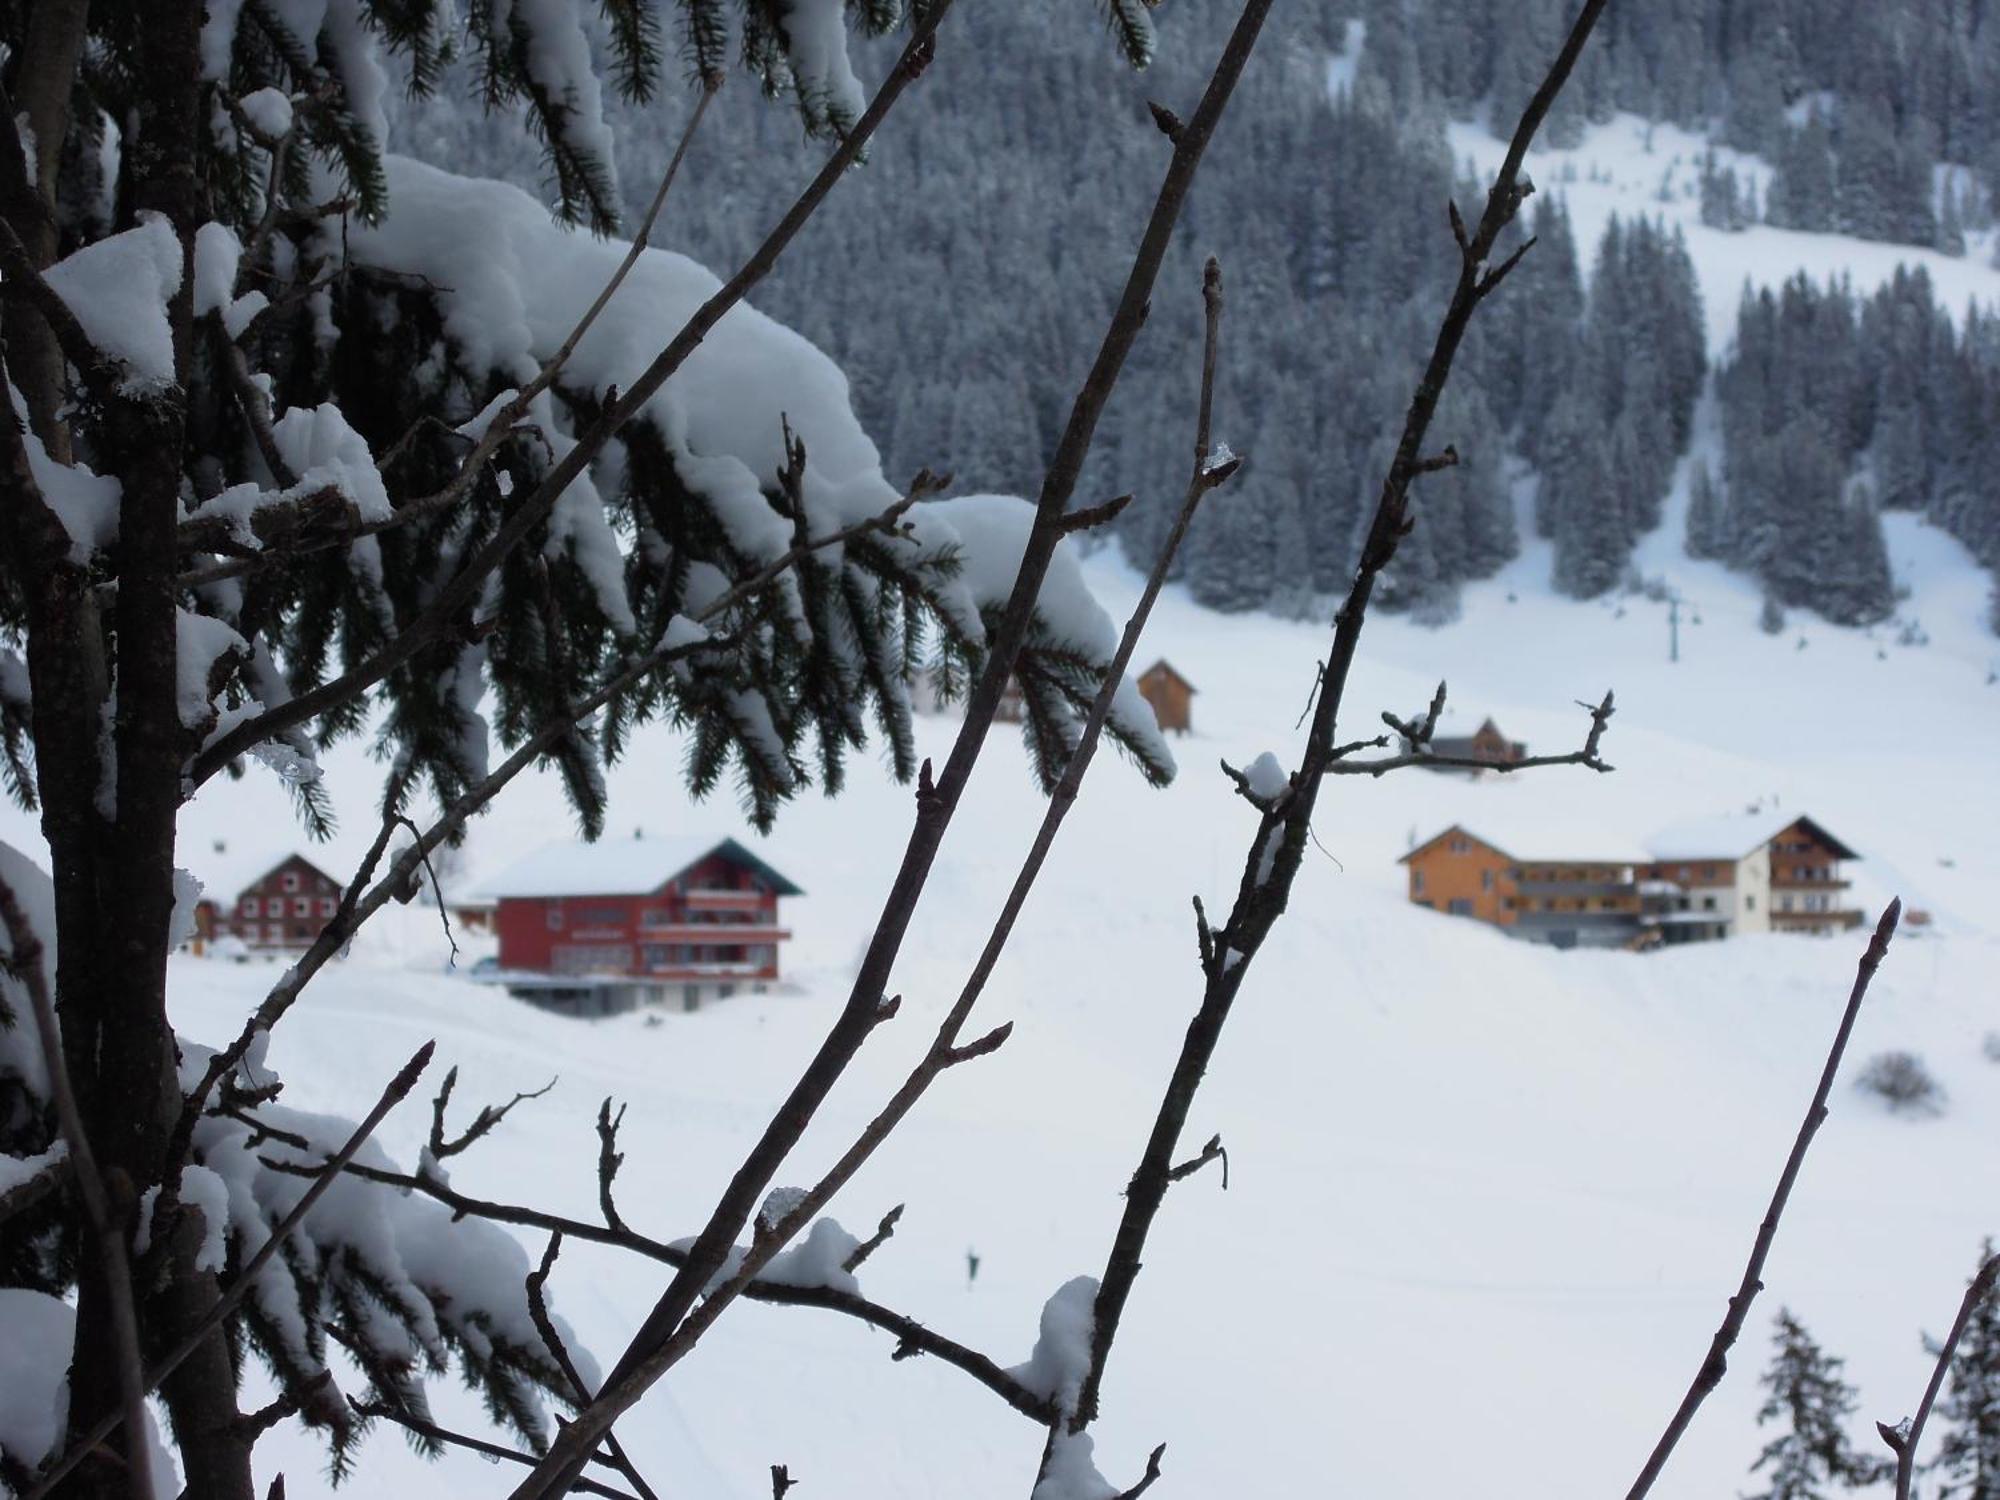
[[477, 835, 803, 1017], [188, 852, 343, 955]]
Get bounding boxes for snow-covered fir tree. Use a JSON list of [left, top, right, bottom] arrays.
[[0, 2, 1177, 1494], [1746, 1309, 1892, 1500]]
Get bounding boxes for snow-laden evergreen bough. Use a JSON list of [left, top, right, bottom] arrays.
[[0, 1, 1173, 1494]]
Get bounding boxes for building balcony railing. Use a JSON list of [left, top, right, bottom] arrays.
[[683, 889, 767, 908], [1512, 908, 1638, 925], [635, 924, 791, 942], [1512, 880, 1636, 899], [639, 962, 778, 980], [1770, 878, 1851, 892], [1770, 907, 1865, 928]]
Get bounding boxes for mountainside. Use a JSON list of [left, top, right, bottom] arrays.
[[389, 0, 2000, 635]]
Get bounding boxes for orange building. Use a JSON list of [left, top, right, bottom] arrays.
[[1136, 660, 1196, 735], [1400, 826, 1642, 949], [1403, 811, 1865, 949]]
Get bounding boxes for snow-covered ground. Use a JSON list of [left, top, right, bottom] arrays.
[[8, 520, 1992, 1498]]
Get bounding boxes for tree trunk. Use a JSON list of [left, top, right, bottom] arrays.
[[48, 6, 257, 1497]]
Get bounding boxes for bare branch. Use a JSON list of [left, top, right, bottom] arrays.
[[526, 1233, 662, 1500], [1333, 690, 1613, 778], [1059, 0, 1618, 1455], [248, 1146, 1056, 1423], [349, 1401, 638, 1500], [428, 1067, 556, 1162], [1112, 1444, 1167, 1500], [770, 1464, 796, 1499], [1382, 681, 1448, 748], [516, 13, 1275, 1487], [1165, 1135, 1227, 1190], [1883, 1256, 2000, 1499], [842, 1205, 905, 1274], [596, 1098, 629, 1233], [1623, 901, 1901, 1500], [1058, 493, 1134, 534], [575, 242, 1249, 1471]]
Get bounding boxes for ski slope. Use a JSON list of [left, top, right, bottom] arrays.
[[5, 527, 1986, 1499]]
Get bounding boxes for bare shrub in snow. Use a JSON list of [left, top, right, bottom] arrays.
[[1856, 1051, 1947, 1115]]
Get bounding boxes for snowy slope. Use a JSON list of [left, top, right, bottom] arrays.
[[1446, 113, 2000, 355], [7, 533, 1995, 1498]]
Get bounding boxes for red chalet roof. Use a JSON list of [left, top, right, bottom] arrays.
[[474, 835, 804, 900]]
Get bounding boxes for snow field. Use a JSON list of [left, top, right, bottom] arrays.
[[60, 524, 1994, 1499]]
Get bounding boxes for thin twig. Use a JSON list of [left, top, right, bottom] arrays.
[[1884, 1253, 2000, 1500], [1333, 694, 1614, 777], [1061, 0, 1618, 1454], [246, 1146, 1056, 1422], [526, 1233, 662, 1500], [0, 877, 154, 1500], [1165, 1135, 1226, 1190], [510, 21, 1270, 1482], [349, 1401, 638, 1500], [1623, 901, 1901, 1500], [842, 1205, 905, 1273], [596, 1098, 628, 1233], [428, 1067, 557, 1161], [576, 244, 1244, 1473], [1112, 1444, 1167, 1500], [25, 1043, 435, 1500]]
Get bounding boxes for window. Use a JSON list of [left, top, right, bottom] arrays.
[[293, 896, 311, 917], [242, 897, 260, 917], [282, 872, 300, 892], [547, 904, 564, 930], [1702, 865, 1716, 880], [1449, 836, 1469, 855], [319, 898, 336, 917], [1746, 895, 1757, 912], [1447, 898, 1473, 916], [1778, 895, 1794, 912], [1412, 870, 1426, 896], [1480, 868, 1494, 892], [1701, 896, 1718, 912]]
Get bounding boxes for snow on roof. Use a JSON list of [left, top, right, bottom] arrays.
[[1645, 812, 1792, 861], [182, 845, 342, 907], [1402, 817, 1654, 866], [1646, 810, 1858, 862], [1408, 809, 1863, 868], [473, 835, 803, 900], [1140, 659, 1196, 692]]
